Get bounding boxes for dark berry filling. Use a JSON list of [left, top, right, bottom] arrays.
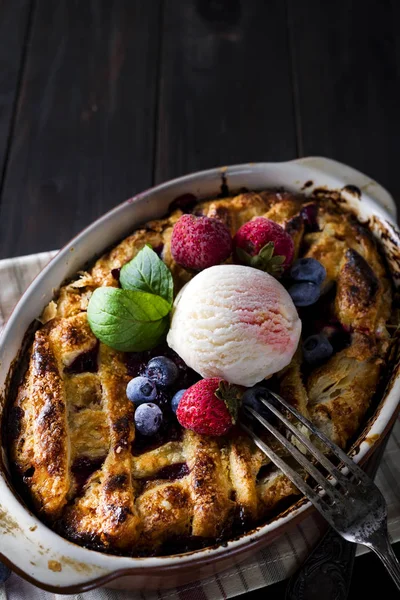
[[111, 268, 121, 283], [169, 193, 198, 213], [23, 466, 35, 482], [125, 351, 148, 378], [300, 203, 319, 232], [256, 462, 276, 482], [150, 462, 189, 481], [132, 420, 183, 456], [72, 455, 106, 496], [152, 243, 164, 257], [64, 342, 99, 375]]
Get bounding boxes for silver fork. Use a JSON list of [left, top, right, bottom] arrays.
[[241, 390, 400, 590]]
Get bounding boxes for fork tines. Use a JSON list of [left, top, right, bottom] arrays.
[[241, 390, 372, 518]]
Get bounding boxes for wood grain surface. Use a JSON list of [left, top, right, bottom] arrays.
[[287, 0, 400, 200], [0, 0, 161, 257], [0, 0, 32, 184], [155, 0, 297, 182]]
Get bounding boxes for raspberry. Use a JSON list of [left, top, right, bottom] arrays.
[[233, 217, 294, 275], [171, 215, 232, 270]]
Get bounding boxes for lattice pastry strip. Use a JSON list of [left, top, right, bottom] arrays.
[[22, 325, 70, 517], [61, 339, 142, 550]]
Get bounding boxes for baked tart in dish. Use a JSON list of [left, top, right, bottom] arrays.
[[7, 190, 394, 556]]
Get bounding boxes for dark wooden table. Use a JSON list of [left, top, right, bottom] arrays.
[[1, 0, 399, 597]]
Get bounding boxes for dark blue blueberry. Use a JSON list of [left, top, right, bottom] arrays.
[[0, 562, 11, 583], [242, 386, 276, 420], [126, 376, 157, 405], [171, 389, 186, 414], [146, 356, 179, 387], [288, 281, 320, 307], [290, 258, 326, 285], [134, 403, 163, 436], [303, 334, 333, 366], [134, 402, 163, 436]]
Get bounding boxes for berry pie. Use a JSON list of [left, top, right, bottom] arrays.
[[7, 190, 394, 556]]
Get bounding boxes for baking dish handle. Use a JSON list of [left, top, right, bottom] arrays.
[[291, 156, 397, 221]]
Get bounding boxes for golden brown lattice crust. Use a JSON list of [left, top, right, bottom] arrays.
[[8, 190, 393, 555]]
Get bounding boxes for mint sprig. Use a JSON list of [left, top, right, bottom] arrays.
[[120, 244, 173, 305], [87, 246, 174, 352]]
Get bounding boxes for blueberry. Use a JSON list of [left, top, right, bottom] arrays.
[[290, 258, 326, 285], [242, 386, 275, 420], [126, 376, 157, 405], [146, 356, 179, 387], [303, 334, 333, 366], [288, 281, 320, 307], [0, 562, 11, 583], [134, 403, 163, 436], [171, 389, 186, 414]]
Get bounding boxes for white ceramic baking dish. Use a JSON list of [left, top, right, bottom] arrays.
[[1, 157, 400, 594]]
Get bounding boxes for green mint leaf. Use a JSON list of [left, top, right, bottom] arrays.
[[120, 245, 173, 306], [87, 287, 170, 352]]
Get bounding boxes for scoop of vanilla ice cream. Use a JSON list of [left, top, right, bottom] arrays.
[[167, 264, 301, 387]]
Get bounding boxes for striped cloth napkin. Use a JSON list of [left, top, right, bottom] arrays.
[[1, 251, 400, 600]]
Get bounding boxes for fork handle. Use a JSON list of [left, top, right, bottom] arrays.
[[368, 534, 400, 590], [285, 527, 355, 600]]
